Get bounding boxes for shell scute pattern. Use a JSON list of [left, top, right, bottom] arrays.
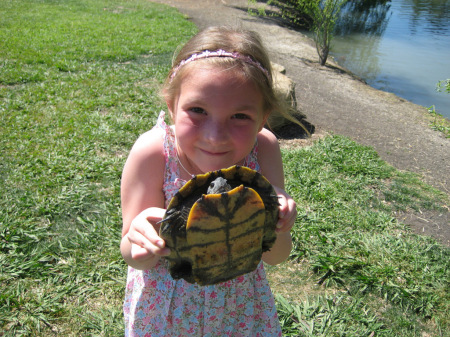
[[159, 165, 279, 285]]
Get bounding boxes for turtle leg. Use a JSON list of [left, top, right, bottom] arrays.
[[156, 208, 179, 225], [170, 259, 193, 281]]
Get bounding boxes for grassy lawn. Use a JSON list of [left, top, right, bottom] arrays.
[[1, 1, 448, 336]]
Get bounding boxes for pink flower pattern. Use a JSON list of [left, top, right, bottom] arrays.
[[123, 111, 281, 336]]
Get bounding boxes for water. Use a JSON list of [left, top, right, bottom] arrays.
[[328, 0, 450, 119]]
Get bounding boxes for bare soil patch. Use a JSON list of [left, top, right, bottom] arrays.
[[152, 0, 449, 246]]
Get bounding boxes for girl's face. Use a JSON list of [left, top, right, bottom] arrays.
[[167, 66, 267, 175]]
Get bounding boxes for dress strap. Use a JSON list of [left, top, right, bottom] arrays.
[[243, 140, 260, 173], [156, 111, 181, 189]]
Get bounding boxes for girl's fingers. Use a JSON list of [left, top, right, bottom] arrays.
[[140, 207, 166, 226], [131, 242, 170, 260], [274, 188, 297, 233], [131, 243, 153, 260], [128, 228, 170, 259], [128, 208, 170, 258]]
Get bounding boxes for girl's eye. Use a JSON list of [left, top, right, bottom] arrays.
[[232, 113, 250, 120], [189, 107, 206, 114]]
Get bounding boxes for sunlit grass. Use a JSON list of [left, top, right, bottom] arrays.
[[0, 0, 196, 335], [269, 137, 449, 336], [1, 1, 448, 336]]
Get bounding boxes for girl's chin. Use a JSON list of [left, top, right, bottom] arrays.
[[196, 161, 232, 173], [193, 153, 245, 173], [201, 162, 245, 173]]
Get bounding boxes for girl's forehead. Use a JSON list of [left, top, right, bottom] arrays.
[[180, 64, 255, 91], [183, 62, 246, 79]]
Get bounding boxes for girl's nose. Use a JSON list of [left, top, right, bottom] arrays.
[[203, 119, 229, 144]]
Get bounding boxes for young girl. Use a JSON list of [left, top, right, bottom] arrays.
[[120, 26, 297, 336]]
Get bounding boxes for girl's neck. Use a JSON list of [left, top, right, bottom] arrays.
[[175, 140, 203, 179], [176, 151, 197, 179]]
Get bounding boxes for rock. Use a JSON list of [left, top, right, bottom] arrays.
[[267, 63, 314, 138]]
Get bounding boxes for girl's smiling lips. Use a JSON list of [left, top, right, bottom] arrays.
[[200, 148, 229, 156]]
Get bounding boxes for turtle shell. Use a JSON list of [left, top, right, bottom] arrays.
[[159, 165, 279, 285]]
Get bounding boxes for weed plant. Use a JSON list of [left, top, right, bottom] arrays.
[[1, 1, 448, 336]]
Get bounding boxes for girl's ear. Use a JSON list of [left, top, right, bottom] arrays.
[[165, 98, 175, 121]]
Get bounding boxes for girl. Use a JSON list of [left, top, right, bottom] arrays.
[[120, 26, 297, 336]]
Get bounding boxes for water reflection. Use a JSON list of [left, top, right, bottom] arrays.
[[405, 0, 450, 35], [332, 0, 393, 82], [335, 0, 392, 36], [333, 34, 382, 82], [328, 0, 450, 117]]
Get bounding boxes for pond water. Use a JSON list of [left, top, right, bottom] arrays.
[[328, 0, 450, 119]]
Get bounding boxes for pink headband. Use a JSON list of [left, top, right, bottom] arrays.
[[170, 49, 270, 81]]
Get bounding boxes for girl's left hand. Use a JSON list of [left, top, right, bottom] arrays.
[[273, 186, 297, 233]]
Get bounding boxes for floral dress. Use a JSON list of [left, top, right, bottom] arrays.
[[123, 111, 282, 337]]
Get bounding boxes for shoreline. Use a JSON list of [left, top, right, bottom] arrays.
[[151, 0, 449, 246]]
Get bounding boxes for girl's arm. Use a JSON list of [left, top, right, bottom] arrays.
[[257, 128, 296, 265], [120, 128, 170, 270]]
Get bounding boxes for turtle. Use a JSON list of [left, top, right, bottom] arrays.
[[159, 165, 279, 286]]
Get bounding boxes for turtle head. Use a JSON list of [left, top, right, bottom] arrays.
[[207, 177, 231, 194]]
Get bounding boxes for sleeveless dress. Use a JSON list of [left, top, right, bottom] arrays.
[[123, 111, 282, 337]]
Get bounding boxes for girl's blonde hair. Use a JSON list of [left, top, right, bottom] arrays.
[[162, 26, 279, 117]]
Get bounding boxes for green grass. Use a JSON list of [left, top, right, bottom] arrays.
[[270, 137, 449, 336], [427, 105, 450, 138], [1, 1, 449, 336], [0, 0, 196, 335]]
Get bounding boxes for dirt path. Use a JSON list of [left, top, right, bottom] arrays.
[[152, 0, 449, 246]]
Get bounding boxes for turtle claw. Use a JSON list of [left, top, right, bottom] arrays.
[[156, 208, 179, 224]]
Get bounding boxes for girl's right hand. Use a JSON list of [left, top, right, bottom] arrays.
[[122, 207, 170, 268]]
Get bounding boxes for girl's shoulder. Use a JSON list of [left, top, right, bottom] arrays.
[[123, 127, 166, 183], [256, 128, 284, 187], [129, 127, 165, 160], [257, 127, 278, 145], [257, 127, 280, 156]]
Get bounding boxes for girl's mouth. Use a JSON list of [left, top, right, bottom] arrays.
[[200, 149, 229, 156]]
